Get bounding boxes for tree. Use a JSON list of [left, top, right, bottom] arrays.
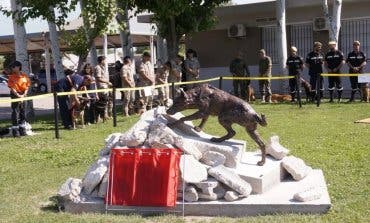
[[322, 0, 342, 42], [129, 0, 229, 60]]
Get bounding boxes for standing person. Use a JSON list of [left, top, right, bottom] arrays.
[[120, 56, 135, 116], [184, 49, 200, 89], [286, 47, 304, 102], [94, 56, 112, 119], [137, 52, 155, 111], [7, 61, 31, 137], [81, 63, 98, 124], [258, 49, 272, 103], [156, 61, 171, 106], [55, 72, 92, 129], [324, 41, 345, 102], [346, 41, 367, 102], [168, 54, 183, 98], [306, 42, 324, 101], [229, 51, 250, 100]]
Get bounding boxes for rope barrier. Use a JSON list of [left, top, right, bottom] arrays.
[[321, 73, 370, 77], [0, 93, 53, 103], [222, 76, 294, 80]]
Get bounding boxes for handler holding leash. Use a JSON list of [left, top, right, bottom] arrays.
[[7, 61, 31, 137], [306, 42, 324, 102], [286, 46, 304, 103]]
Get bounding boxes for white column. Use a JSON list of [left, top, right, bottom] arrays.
[[103, 33, 109, 74], [43, 33, 51, 93], [150, 35, 155, 65], [276, 0, 288, 91]]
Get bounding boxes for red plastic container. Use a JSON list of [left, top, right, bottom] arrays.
[[105, 148, 181, 207]]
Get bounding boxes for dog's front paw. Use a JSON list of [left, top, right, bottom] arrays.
[[257, 160, 265, 166]]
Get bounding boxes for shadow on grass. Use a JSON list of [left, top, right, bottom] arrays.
[[40, 196, 62, 213]]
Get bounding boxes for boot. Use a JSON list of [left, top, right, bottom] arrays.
[[11, 126, 20, 138], [348, 90, 355, 102], [329, 90, 334, 103], [266, 95, 272, 103], [338, 90, 342, 103], [261, 95, 266, 103]]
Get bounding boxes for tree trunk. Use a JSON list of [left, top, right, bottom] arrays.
[[116, 2, 133, 58], [276, 0, 288, 92], [48, 7, 64, 80], [11, 0, 34, 120], [90, 42, 98, 67], [157, 36, 168, 64], [103, 33, 108, 74], [323, 0, 342, 42], [166, 17, 179, 60]]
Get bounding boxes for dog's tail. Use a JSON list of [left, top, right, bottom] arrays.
[[255, 113, 267, 127]]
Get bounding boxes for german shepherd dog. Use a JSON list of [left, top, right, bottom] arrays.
[[70, 97, 90, 129]]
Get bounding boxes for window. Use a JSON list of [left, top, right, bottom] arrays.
[[340, 18, 370, 59], [290, 23, 313, 60], [262, 26, 278, 64]]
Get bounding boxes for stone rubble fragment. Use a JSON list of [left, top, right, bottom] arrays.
[[97, 172, 109, 198], [82, 156, 109, 194], [224, 191, 239, 202], [58, 178, 82, 203], [198, 192, 218, 201], [180, 155, 208, 183], [183, 186, 199, 202], [193, 178, 219, 195], [99, 133, 122, 156], [208, 165, 252, 196], [200, 151, 226, 167], [266, 135, 289, 160], [282, 156, 312, 181], [293, 187, 323, 202]]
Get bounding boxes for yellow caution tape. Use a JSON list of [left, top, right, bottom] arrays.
[[223, 76, 294, 80], [173, 77, 220, 86], [56, 88, 113, 96], [321, 73, 370, 77], [0, 93, 53, 103]]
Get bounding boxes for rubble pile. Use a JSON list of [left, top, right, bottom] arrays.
[[58, 107, 322, 204]]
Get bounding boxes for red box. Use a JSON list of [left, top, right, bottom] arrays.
[[105, 148, 181, 207]]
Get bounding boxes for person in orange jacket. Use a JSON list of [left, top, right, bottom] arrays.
[[7, 61, 31, 137]]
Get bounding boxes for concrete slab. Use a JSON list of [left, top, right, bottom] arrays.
[[60, 170, 330, 217], [236, 152, 287, 194]]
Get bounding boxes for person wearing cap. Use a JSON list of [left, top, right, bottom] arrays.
[[184, 49, 200, 89], [346, 40, 367, 102], [55, 71, 92, 129], [324, 41, 345, 102], [306, 42, 324, 102], [230, 50, 250, 100], [156, 61, 171, 106], [7, 61, 31, 137], [120, 56, 135, 116], [258, 49, 272, 103], [94, 56, 113, 119], [137, 51, 155, 110], [286, 46, 304, 102], [168, 54, 183, 98]]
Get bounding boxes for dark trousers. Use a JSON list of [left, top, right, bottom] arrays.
[[289, 78, 298, 94], [57, 95, 72, 128], [349, 76, 360, 90], [328, 76, 343, 91], [84, 100, 96, 124], [11, 94, 26, 126], [310, 74, 324, 99], [233, 79, 249, 99]]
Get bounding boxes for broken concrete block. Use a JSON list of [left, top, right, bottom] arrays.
[[293, 187, 323, 202], [148, 121, 182, 147], [224, 191, 239, 202], [282, 156, 312, 181], [99, 133, 122, 156], [183, 186, 199, 202], [208, 165, 252, 196], [200, 151, 226, 167], [97, 172, 108, 198], [198, 192, 218, 201], [214, 184, 227, 199], [82, 156, 109, 194], [266, 135, 289, 160], [194, 178, 219, 195], [180, 155, 208, 183], [176, 138, 203, 160], [163, 113, 203, 137], [58, 178, 82, 203]]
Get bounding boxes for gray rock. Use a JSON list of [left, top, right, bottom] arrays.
[[201, 151, 226, 167], [82, 156, 109, 194], [180, 155, 208, 183], [266, 135, 289, 160], [99, 133, 122, 156], [97, 172, 108, 198], [58, 178, 82, 203], [183, 186, 199, 202], [282, 156, 312, 181], [198, 192, 218, 201], [214, 184, 227, 199], [208, 165, 252, 196], [224, 191, 239, 202], [293, 187, 323, 202], [194, 178, 218, 195], [163, 113, 203, 137]]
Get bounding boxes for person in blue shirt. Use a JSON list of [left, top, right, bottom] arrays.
[[55, 70, 92, 129]]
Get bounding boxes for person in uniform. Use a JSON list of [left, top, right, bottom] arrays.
[[286, 46, 304, 102], [156, 61, 171, 106], [324, 41, 345, 102], [306, 42, 324, 101], [94, 56, 113, 119], [346, 40, 367, 102], [229, 50, 250, 99], [258, 49, 272, 103], [121, 56, 135, 116], [184, 49, 200, 89], [168, 54, 183, 98], [7, 61, 31, 137], [137, 52, 155, 110]]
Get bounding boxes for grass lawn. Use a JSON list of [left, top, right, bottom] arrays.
[[0, 102, 369, 222]]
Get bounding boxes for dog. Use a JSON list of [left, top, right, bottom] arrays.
[[271, 94, 292, 103], [246, 85, 256, 102], [131, 98, 146, 115], [95, 94, 108, 123], [300, 78, 313, 101], [361, 85, 369, 102], [70, 97, 89, 129]]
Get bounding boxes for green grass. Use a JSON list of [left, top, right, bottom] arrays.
[[0, 102, 369, 222]]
